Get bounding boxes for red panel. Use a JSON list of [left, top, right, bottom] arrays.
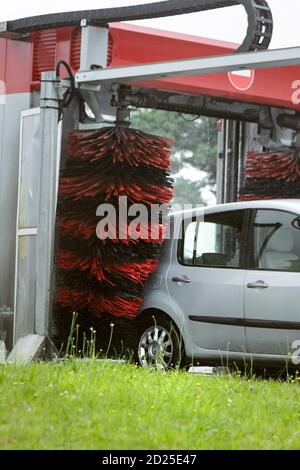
[[132, 66, 300, 110], [70, 28, 81, 71], [109, 23, 235, 66], [0, 39, 6, 84], [32, 29, 57, 81], [108, 24, 300, 111], [1, 22, 300, 112], [107, 32, 113, 67], [5, 38, 32, 94], [56, 27, 74, 77]]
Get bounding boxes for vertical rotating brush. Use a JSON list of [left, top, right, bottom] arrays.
[[54, 107, 173, 342], [239, 148, 300, 201]]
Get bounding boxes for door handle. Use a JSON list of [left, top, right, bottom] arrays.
[[172, 276, 191, 284], [247, 280, 269, 289]]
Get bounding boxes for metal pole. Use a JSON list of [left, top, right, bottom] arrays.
[[223, 120, 229, 204], [216, 122, 225, 205], [35, 71, 59, 336]]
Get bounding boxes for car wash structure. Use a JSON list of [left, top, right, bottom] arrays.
[[1, 0, 300, 361]]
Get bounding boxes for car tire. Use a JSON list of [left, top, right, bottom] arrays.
[[136, 313, 186, 370]]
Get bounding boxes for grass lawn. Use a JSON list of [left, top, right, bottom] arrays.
[[0, 360, 299, 450]]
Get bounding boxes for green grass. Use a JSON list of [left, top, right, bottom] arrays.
[[0, 361, 300, 450]]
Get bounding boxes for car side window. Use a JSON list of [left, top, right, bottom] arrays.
[[251, 210, 300, 272], [182, 221, 197, 266], [179, 211, 245, 268]]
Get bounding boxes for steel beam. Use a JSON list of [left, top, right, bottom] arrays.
[[76, 47, 300, 86]]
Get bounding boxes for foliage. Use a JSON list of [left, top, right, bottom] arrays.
[[131, 109, 218, 205], [171, 177, 205, 206]]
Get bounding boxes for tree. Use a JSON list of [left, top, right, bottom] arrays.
[[131, 109, 218, 205]]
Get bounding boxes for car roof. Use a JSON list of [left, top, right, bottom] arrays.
[[170, 199, 300, 220]]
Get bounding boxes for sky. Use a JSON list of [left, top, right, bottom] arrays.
[[1, 0, 300, 49]]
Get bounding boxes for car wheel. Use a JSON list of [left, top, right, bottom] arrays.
[[137, 315, 185, 370]]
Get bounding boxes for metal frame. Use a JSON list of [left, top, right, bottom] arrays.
[[80, 25, 109, 72], [76, 46, 300, 86], [79, 25, 115, 128], [35, 72, 60, 337], [113, 86, 299, 132], [14, 107, 40, 343]]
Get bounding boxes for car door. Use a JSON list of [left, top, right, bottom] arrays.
[[167, 209, 248, 353], [244, 209, 300, 356]]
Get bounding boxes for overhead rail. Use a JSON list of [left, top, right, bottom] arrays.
[[75, 46, 300, 85]]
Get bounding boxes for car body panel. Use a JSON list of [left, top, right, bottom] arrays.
[[244, 270, 300, 355]]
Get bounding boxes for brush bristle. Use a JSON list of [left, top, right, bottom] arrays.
[[55, 126, 173, 321], [239, 149, 300, 201]]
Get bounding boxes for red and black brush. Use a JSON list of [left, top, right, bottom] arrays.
[[54, 108, 173, 330], [239, 148, 300, 201]]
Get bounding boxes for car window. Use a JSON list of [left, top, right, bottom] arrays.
[[182, 221, 197, 265], [179, 211, 245, 268], [251, 210, 300, 272]]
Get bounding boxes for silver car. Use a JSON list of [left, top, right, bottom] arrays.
[[136, 199, 300, 371]]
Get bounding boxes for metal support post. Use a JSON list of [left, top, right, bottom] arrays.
[[35, 71, 60, 336], [216, 121, 225, 204]]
